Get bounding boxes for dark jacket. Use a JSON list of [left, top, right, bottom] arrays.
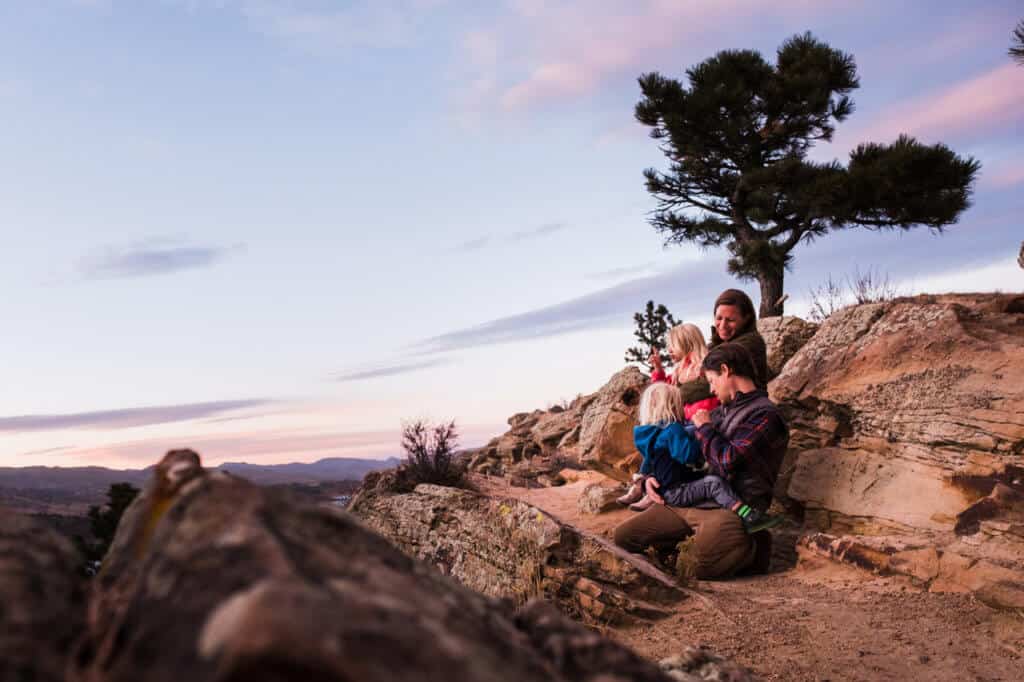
[[693, 389, 789, 511]]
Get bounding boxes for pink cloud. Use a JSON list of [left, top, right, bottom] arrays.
[[469, 0, 847, 113], [981, 161, 1024, 190], [852, 63, 1024, 145]]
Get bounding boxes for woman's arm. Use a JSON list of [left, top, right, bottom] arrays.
[[676, 375, 713, 404]]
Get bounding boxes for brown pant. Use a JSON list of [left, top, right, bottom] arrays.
[[613, 504, 754, 579]]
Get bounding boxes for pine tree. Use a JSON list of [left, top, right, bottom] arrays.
[[74, 482, 140, 570], [1011, 20, 1024, 65], [624, 300, 678, 371], [636, 33, 980, 317]]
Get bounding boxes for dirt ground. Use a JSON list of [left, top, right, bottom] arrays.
[[476, 473, 1024, 682]]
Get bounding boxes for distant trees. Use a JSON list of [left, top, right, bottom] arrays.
[[624, 300, 677, 371], [75, 482, 140, 570], [636, 33, 980, 317]]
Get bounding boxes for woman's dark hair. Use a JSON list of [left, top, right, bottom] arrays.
[[701, 343, 757, 381], [710, 289, 757, 344]]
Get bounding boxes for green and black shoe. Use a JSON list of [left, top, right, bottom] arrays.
[[735, 504, 783, 534]]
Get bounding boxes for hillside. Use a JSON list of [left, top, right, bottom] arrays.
[[0, 456, 400, 515]]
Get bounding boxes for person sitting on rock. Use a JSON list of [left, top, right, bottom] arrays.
[[621, 378, 781, 533], [618, 382, 705, 511], [614, 342, 789, 578], [620, 323, 720, 509], [675, 289, 769, 412]]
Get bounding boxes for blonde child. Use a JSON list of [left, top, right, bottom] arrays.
[[617, 382, 702, 511], [649, 323, 718, 420]]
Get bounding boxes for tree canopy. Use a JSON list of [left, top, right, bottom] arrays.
[[636, 33, 980, 316], [1012, 20, 1024, 64]]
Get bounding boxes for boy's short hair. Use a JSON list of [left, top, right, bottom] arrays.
[[701, 343, 757, 380]]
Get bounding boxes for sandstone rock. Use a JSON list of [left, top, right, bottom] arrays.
[[798, 532, 1024, 609], [73, 450, 693, 682], [775, 294, 1024, 608], [577, 482, 625, 514], [349, 481, 685, 625], [757, 315, 819, 379], [0, 507, 86, 682], [466, 368, 647, 482], [579, 366, 648, 480], [468, 398, 590, 476]]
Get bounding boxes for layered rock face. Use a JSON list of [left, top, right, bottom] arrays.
[[757, 315, 819, 380], [469, 366, 648, 482], [349, 472, 685, 626], [772, 293, 1024, 608], [66, 450, 715, 682], [0, 507, 86, 682]]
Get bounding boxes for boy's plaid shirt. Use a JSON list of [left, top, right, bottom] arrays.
[[694, 403, 788, 480]]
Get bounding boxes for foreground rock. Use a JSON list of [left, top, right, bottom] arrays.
[[350, 471, 685, 625], [72, 450, 713, 682], [772, 293, 1024, 608], [0, 507, 86, 682]]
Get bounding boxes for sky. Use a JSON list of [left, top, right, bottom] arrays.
[[1, 0, 1022, 469]]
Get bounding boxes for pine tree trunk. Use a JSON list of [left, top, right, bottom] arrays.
[[758, 268, 785, 318]]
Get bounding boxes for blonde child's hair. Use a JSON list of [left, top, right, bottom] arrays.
[[638, 382, 685, 426], [667, 323, 708, 383]]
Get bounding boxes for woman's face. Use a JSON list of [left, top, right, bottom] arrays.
[[714, 304, 745, 341]]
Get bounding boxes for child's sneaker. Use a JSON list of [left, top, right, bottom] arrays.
[[735, 504, 783, 534], [616, 474, 646, 505], [629, 494, 657, 512]]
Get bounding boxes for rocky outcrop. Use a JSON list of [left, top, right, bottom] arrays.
[[0, 507, 86, 682], [578, 367, 648, 480], [69, 450, 710, 682], [468, 397, 595, 477], [349, 477, 685, 626], [757, 315, 819, 380], [772, 293, 1024, 608], [468, 366, 647, 483]]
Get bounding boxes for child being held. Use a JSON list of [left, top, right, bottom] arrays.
[[648, 323, 718, 419], [619, 381, 702, 512], [618, 381, 781, 534]]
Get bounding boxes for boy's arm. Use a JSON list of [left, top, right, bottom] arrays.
[[695, 410, 784, 477]]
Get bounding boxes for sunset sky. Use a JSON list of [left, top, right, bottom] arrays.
[[2, 0, 1022, 468]]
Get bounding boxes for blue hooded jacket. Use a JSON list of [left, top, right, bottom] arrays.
[[633, 422, 703, 471]]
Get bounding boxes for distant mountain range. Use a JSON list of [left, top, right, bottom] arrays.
[[0, 456, 401, 515]]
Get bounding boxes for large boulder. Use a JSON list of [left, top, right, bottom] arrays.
[[72, 450, 714, 682], [757, 315, 819, 379], [771, 293, 1024, 608], [579, 366, 648, 481], [349, 481, 685, 626], [0, 507, 86, 682]]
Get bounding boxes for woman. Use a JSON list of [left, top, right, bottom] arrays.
[[677, 289, 768, 406]]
